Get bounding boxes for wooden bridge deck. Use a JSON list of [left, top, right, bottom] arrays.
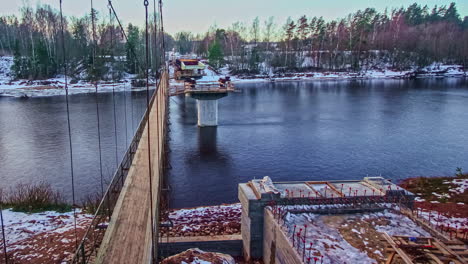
[[95, 72, 169, 264]]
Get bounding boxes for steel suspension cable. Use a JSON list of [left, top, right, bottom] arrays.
[[144, 1, 156, 262], [152, 0, 161, 179], [130, 80, 135, 136], [153, 0, 161, 72], [59, 0, 78, 249], [106, 10, 120, 168], [90, 0, 105, 197], [158, 0, 166, 64], [110, 8, 130, 149], [107, 1, 146, 75], [1, 201, 8, 264]]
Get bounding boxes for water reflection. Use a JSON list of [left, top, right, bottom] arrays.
[[168, 78, 468, 208], [0, 90, 150, 202]]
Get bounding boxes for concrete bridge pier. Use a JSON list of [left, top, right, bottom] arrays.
[[191, 93, 227, 127], [197, 99, 218, 126]]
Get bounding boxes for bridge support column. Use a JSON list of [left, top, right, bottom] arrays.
[[197, 99, 218, 127], [191, 93, 227, 127]]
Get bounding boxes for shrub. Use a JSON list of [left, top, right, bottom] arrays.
[[5, 182, 70, 213]]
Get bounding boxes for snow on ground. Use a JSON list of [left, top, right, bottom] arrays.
[[0, 56, 13, 82], [2, 53, 467, 97], [0, 56, 148, 98], [161, 248, 235, 264], [160, 203, 241, 237], [447, 178, 468, 195], [417, 208, 468, 230], [0, 209, 93, 263], [170, 63, 466, 89], [282, 209, 429, 264]]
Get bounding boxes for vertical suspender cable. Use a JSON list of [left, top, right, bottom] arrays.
[[120, 27, 129, 148], [144, 1, 156, 262], [159, 0, 166, 64], [59, 0, 78, 249], [105, 2, 119, 168], [130, 79, 135, 137], [90, 0, 105, 197], [1, 202, 8, 264]]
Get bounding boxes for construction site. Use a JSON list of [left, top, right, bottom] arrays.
[[159, 177, 468, 264]]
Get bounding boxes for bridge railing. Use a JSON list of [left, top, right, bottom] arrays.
[[171, 81, 235, 96], [71, 69, 168, 264]]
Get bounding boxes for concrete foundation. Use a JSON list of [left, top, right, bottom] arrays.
[[239, 177, 415, 262], [197, 99, 218, 127], [263, 210, 302, 264]]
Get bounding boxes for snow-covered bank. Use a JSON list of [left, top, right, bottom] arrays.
[[2, 54, 467, 98], [0, 56, 148, 98], [160, 203, 241, 237], [227, 64, 467, 83], [0, 209, 93, 263], [169, 63, 467, 89]]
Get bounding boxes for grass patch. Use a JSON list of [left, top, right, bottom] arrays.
[[80, 193, 103, 215], [399, 173, 468, 203], [0, 182, 71, 213]]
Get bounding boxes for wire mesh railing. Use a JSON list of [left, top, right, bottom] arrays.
[[71, 71, 168, 264]]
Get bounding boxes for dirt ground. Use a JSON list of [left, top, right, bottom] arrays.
[[329, 215, 388, 263]]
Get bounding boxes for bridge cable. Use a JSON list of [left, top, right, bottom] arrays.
[[1, 200, 8, 264], [90, 0, 106, 198], [144, 0, 157, 262], [106, 12, 120, 168], [108, 1, 146, 75], [59, 0, 79, 250], [159, 0, 166, 64], [152, 0, 161, 186]]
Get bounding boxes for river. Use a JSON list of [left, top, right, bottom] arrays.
[[167, 78, 468, 208], [1, 78, 467, 208]]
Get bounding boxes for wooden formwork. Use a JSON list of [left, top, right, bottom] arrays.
[[383, 233, 467, 264]]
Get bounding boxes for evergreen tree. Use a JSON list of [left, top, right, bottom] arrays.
[[125, 24, 140, 74], [11, 40, 31, 79], [208, 40, 224, 70], [444, 3, 461, 24]]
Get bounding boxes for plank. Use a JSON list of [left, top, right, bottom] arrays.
[[95, 73, 169, 264], [382, 232, 415, 264]]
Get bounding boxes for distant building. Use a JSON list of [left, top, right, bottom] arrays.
[[174, 59, 206, 80]]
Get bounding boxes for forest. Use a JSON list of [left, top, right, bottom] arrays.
[[0, 2, 467, 80], [0, 5, 171, 80]]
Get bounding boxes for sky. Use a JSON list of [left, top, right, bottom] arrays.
[[1, 0, 467, 34]]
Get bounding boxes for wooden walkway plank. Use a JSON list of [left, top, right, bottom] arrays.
[[95, 73, 169, 264]]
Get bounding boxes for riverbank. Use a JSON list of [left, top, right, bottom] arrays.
[[0, 209, 93, 263], [1, 54, 466, 98], [169, 63, 467, 88], [161, 175, 467, 240], [0, 56, 149, 98], [399, 174, 468, 237]]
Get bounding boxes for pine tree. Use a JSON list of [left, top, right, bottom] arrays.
[[208, 40, 224, 70], [11, 39, 31, 79], [126, 24, 140, 74]]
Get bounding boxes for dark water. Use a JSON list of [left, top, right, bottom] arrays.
[[1, 79, 468, 208], [0, 90, 150, 202], [168, 78, 468, 208]]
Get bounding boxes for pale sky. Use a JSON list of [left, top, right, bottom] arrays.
[[1, 0, 467, 34]]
